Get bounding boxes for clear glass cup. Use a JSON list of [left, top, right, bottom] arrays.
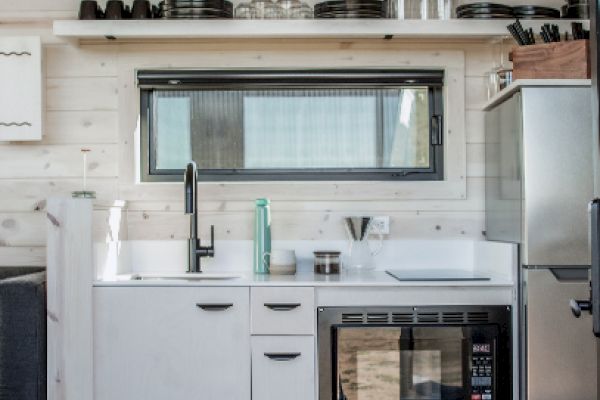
[[400, 0, 447, 19], [278, 0, 301, 15], [386, 0, 397, 18], [249, 0, 277, 18], [263, 2, 284, 18], [401, 0, 422, 18], [438, 0, 452, 19], [487, 37, 512, 99], [288, 3, 313, 18], [420, 0, 439, 19], [235, 2, 259, 18]]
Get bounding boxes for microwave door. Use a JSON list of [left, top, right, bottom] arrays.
[[335, 326, 470, 400]]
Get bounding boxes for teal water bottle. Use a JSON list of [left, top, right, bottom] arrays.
[[253, 198, 271, 274]]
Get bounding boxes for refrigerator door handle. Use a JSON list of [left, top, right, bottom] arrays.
[[585, 199, 600, 337], [570, 297, 593, 318]]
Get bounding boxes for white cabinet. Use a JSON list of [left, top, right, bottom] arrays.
[[94, 287, 251, 400], [251, 287, 315, 335], [0, 37, 42, 141], [251, 336, 315, 400]]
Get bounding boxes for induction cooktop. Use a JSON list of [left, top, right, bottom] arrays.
[[385, 269, 491, 281]]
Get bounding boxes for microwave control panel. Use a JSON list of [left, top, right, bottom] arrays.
[[471, 343, 493, 400]]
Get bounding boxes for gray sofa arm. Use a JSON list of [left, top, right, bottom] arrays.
[[0, 268, 46, 400]]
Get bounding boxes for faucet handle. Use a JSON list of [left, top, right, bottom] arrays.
[[196, 225, 215, 258], [205, 225, 215, 257]]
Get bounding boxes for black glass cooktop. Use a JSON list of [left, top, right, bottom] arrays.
[[386, 269, 491, 281]]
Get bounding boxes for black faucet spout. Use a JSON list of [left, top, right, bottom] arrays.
[[184, 161, 215, 273]]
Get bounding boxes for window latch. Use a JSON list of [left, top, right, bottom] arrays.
[[431, 115, 443, 146]]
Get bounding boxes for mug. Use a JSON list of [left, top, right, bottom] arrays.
[[264, 249, 296, 275], [105, 0, 125, 19], [79, 0, 101, 20], [132, 0, 152, 19]]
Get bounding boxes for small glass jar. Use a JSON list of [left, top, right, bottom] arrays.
[[314, 251, 341, 275]]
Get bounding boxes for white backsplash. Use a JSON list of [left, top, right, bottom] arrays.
[[94, 239, 517, 282]]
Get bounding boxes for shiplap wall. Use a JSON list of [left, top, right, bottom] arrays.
[[0, 16, 498, 266]]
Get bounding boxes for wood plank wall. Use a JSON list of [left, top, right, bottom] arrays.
[[0, 19, 497, 266]]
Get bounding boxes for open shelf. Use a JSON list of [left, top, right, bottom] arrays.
[[53, 19, 589, 41]]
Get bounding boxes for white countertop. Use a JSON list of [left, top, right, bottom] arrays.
[[94, 239, 517, 289], [94, 270, 514, 287], [483, 79, 592, 111]]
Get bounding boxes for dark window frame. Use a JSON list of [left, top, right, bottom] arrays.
[[138, 69, 444, 182]]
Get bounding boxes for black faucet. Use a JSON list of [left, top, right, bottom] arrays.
[[184, 161, 214, 273]]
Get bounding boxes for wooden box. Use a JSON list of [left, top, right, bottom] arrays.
[[510, 40, 590, 80]]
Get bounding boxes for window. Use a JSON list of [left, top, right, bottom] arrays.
[[138, 69, 444, 182]]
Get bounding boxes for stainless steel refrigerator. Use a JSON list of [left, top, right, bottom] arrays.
[[583, 1, 600, 399], [485, 84, 595, 400]]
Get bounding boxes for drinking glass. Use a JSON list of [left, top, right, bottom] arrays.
[[278, 0, 301, 16], [400, 0, 449, 19], [235, 2, 259, 18], [401, 0, 422, 18], [288, 3, 313, 18], [487, 38, 513, 99], [263, 2, 284, 18], [249, 0, 277, 18]]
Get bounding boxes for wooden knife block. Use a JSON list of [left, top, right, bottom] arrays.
[[509, 40, 590, 80]]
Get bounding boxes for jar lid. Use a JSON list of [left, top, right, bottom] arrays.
[[313, 250, 341, 256]]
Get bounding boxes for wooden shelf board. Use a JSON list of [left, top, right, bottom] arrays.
[[53, 19, 589, 41]]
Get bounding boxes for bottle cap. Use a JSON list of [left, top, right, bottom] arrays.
[[255, 198, 270, 206]]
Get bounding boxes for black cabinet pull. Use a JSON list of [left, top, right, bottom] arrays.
[[264, 352, 301, 361], [196, 303, 233, 311], [264, 303, 301, 311]]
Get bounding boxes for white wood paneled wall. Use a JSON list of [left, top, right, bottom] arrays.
[[0, 21, 497, 266]]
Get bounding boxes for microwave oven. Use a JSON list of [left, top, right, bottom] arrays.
[[317, 305, 512, 400]]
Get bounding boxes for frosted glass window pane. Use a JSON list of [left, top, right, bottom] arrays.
[[154, 96, 192, 170], [150, 87, 431, 172], [244, 93, 377, 169]]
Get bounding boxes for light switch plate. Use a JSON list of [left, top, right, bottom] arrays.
[[371, 216, 390, 235]]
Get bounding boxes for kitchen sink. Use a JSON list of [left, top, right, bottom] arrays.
[[130, 273, 242, 281]]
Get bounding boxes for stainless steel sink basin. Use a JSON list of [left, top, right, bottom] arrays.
[[130, 273, 242, 281]]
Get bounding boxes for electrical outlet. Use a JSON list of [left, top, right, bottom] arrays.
[[371, 216, 390, 235]]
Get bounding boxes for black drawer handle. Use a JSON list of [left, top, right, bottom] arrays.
[[196, 303, 233, 311], [264, 352, 301, 361], [264, 303, 301, 311]]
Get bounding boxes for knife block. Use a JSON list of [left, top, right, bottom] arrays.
[[509, 40, 590, 80]]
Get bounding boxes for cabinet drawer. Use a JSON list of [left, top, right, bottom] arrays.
[[251, 336, 315, 400], [251, 287, 314, 335]]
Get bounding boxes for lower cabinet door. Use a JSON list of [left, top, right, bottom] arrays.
[[251, 336, 315, 400], [94, 287, 251, 400]]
